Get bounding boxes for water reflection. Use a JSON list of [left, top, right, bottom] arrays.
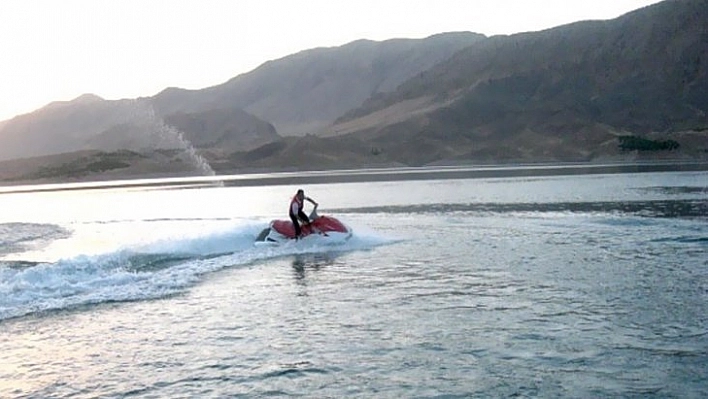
[[291, 253, 339, 282], [292, 253, 333, 275]]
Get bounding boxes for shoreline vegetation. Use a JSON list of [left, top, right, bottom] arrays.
[[1, 160, 706, 195]]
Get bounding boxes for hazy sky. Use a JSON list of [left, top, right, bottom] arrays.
[[1, 0, 663, 122]]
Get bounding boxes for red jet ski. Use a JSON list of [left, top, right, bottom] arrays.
[[255, 205, 352, 244]]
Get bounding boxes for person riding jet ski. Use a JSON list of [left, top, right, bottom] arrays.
[[289, 189, 318, 240]]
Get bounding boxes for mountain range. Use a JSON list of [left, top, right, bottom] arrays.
[[0, 0, 706, 183]]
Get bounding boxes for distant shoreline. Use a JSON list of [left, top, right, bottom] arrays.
[[219, 161, 708, 187], [1, 160, 707, 195]]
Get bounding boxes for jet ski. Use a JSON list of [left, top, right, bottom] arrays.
[[255, 204, 352, 244]]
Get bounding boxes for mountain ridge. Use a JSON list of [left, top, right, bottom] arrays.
[[0, 0, 706, 183], [318, 0, 707, 164], [150, 31, 485, 135]]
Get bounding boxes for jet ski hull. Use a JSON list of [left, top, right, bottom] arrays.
[[256, 215, 352, 244]]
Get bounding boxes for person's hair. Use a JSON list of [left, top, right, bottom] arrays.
[[297, 189, 304, 194]]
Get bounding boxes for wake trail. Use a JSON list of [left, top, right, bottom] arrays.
[[0, 219, 394, 321]]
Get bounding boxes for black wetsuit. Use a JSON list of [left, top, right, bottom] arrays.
[[289, 198, 309, 238]]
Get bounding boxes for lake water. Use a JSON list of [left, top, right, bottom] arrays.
[[0, 168, 706, 398]]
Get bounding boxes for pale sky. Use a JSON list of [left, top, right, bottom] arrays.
[[0, 0, 663, 122]]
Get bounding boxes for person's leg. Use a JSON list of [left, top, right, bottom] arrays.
[[298, 210, 309, 224], [290, 214, 301, 238]]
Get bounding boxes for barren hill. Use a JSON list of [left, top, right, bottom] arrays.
[[150, 32, 484, 136], [1, 1, 706, 183], [321, 0, 708, 164]]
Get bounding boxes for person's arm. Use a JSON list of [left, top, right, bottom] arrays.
[[305, 196, 318, 206], [290, 201, 299, 217]]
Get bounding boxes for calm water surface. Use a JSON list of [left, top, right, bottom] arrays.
[[0, 170, 706, 398]]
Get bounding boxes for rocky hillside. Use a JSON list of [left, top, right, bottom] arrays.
[[321, 0, 708, 163], [1, 0, 706, 183], [0, 94, 136, 160], [0, 95, 278, 162], [0, 32, 482, 164], [150, 32, 484, 135]]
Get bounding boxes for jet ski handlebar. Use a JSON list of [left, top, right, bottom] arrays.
[[308, 203, 320, 221]]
